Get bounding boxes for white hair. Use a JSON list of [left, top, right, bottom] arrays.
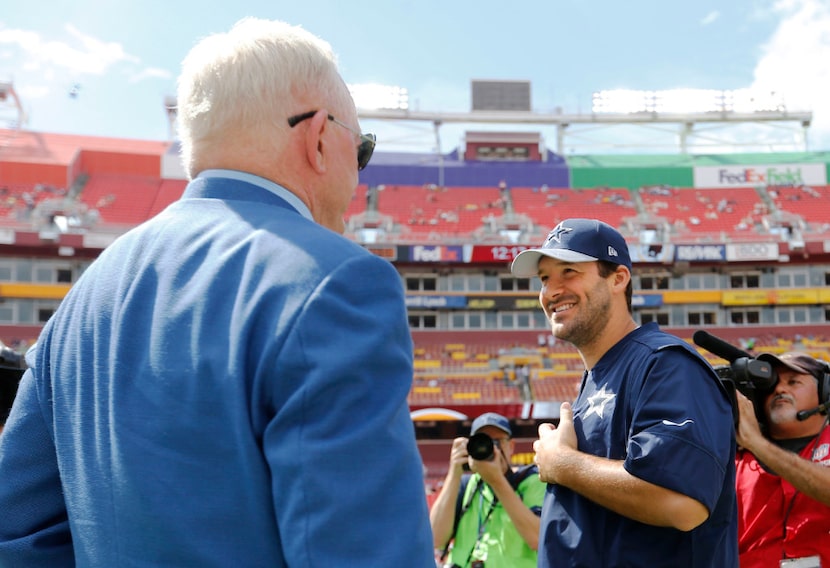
[[175, 18, 345, 177]]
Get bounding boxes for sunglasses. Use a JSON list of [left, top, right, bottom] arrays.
[[287, 111, 376, 171]]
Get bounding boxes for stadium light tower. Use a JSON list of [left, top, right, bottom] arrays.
[[161, 84, 409, 142], [358, 80, 812, 154], [0, 81, 26, 131], [591, 88, 788, 115], [350, 83, 409, 111], [163, 95, 178, 141]]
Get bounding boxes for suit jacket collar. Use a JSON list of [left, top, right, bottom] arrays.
[[182, 172, 312, 220]]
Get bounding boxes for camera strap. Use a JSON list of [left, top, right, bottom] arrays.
[[444, 465, 539, 565], [437, 474, 476, 563], [461, 481, 497, 568]]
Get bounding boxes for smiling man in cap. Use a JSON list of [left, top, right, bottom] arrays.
[[515, 218, 738, 567], [734, 351, 830, 566], [511, 217, 632, 276]]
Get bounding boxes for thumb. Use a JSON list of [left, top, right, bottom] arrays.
[[559, 401, 573, 424], [538, 422, 554, 436]]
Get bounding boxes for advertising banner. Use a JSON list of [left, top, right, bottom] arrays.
[[675, 244, 726, 262], [722, 289, 821, 306], [725, 242, 779, 261], [405, 245, 466, 262], [405, 295, 467, 309], [693, 163, 826, 189]]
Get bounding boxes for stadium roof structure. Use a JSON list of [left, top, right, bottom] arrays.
[[0, 82, 26, 150], [159, 81, 816, 156], [357, 107, 814, 156]]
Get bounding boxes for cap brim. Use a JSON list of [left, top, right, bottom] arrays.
[[511, 248, 599, 277], [757, 353, 812, 376], [471, 423, 512, 436]]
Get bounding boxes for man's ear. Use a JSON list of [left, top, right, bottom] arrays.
[[613, 265, 631, 292], [302, 110, 329, 174]]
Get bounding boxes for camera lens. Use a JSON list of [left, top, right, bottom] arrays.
[[467, 433, 495, 461]]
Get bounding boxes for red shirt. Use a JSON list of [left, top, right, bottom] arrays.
[[736, 425, 830, 567]]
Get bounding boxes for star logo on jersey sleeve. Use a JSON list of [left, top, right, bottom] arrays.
[[584, 385, 615, 419]]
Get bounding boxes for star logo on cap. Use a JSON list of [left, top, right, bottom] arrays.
[[544, 222, 572, 245]]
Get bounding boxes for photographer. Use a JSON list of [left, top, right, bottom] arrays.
[[735, 351, 830, 567], [429, 412, 544, 568]]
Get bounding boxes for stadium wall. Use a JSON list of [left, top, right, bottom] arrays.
[[358, 149, 570, 188]]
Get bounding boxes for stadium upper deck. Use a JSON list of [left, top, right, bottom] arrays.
[[1, 126, 829, 424], [2, 127, 829, 239]]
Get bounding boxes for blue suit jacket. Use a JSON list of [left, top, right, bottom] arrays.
[[0, 175, 434, 566]]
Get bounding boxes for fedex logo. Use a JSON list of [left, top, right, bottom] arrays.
[[717, 167, 804, 186], [412, 246, 441, 262], [696, 163, 825, 189], [410, 245, 463, 262]]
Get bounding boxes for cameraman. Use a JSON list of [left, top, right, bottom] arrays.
[[735, 351, 830, 567], [430, 412, 544, 568]]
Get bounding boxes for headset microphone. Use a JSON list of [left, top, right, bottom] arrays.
[[796, 401, 830, 421]]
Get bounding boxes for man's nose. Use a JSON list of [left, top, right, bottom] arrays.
[[772, 379, 789, 395], [541, 279, 563, 303]]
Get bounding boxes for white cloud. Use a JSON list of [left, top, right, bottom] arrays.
[[751, 0, 830, 148], [0, 23, 138, 76], [700, 10, 720, 26], [128, 67, 172, 84], [17, 84, 49, 99]]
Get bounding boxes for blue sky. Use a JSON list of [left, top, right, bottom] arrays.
[[2, 0, 830, 154]]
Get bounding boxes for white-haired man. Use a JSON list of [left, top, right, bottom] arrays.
[[0, 18, 433, 567]]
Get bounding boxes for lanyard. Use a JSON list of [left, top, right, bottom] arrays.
[[461, 481, 498, 567]]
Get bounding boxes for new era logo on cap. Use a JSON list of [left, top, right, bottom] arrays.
[[510, 218, 632, 278]]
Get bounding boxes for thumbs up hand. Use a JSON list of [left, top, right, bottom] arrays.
[[533, 402, 578, 485]]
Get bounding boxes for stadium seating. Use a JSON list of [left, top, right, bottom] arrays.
[[78, 173, 163, 226], [148, 179, 187, 218], [0, 182, 68, 213], [529, 372, 582, 401], [408, 329, 830, 410], [375, 184, 503, 235], [638, 185, 766, 237], [408, 333, 587, 407], [346, 184, 369, 217], [3, 128, 830, 427], [510, 186, 635, 229], [769, 184, 830, 231], [409, 377, 524, 405]]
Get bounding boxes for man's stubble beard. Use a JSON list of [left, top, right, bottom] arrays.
[[552, 279, 613, 350]]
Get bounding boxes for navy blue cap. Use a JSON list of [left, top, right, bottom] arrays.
[[471, 412, 512, 436], [511, 218, 632, 277]]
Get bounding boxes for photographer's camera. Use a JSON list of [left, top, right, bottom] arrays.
[[467, 433, 496, 461]]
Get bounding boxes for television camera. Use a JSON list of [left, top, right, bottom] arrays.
[[692, 330, 777, 429]]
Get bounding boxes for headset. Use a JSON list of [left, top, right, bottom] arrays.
[[818, 360, 830, 406], [795, 359, 830, 422]]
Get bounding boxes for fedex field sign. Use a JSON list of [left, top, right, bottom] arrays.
[[693, 163, 826, 188]]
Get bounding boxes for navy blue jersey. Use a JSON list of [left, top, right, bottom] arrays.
[[538, 323, 738, 567]]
